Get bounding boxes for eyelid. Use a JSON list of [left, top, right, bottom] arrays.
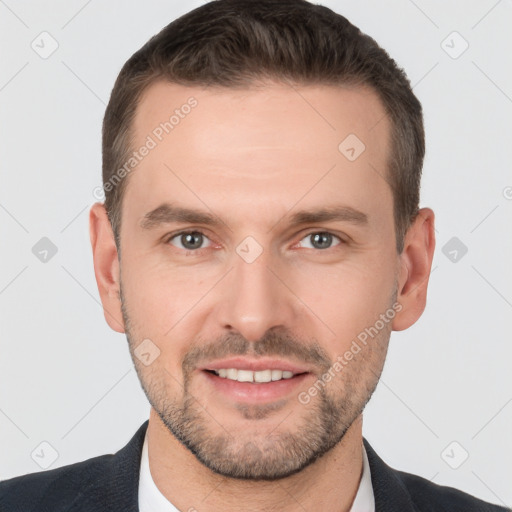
[[165, 229, 214, 250], [163, 228, 348, 252], [294, 230, 345, 249], [164, 227, 211, 241], [300, 229, 346, 240]]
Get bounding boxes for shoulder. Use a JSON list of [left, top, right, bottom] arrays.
[[0, 452, 114, 511], [0, 421, 148, 512], [397, 469, 510, 512], [363, 439, 510, 512]]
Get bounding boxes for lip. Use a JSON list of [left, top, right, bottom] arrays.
[[201, 369, 312, 403], [200, 357, 312, 374]]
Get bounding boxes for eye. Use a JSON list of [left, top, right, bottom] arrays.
[[167, 231, 212, 251], [297, 232, 343, 250]]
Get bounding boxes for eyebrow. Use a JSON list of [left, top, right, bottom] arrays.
[[140, 204, 224, 230], [139, 203, 369, 231], [287, 206, 368, 227]]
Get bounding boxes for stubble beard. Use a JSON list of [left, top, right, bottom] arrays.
[[120, 285, 392, 480]]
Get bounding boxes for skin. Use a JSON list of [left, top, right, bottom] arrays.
[[90, 81, 435, 511]]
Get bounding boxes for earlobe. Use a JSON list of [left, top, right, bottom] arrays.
[[89, 203, 125, 333], [392, 208, 436, 332]]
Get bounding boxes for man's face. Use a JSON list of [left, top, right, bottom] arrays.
[[118, 81, 400, 479]]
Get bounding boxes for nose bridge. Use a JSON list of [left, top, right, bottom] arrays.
[[218, 244, 296, 342]]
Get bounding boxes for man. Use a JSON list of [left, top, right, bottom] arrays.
[[0, 0, 508, 511]]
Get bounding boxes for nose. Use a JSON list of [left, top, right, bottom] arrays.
[[215, 247, 299, 343]]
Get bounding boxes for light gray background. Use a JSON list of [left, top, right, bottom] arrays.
[[1, 0, 511, 507]]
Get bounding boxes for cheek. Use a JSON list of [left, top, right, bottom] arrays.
[[121, 262, 213, 374], [121, 256, 212, 329], [290, 260, 396, 350]]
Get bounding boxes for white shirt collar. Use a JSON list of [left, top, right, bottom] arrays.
[[138, 431, 375, 511], [351, 442, 375, 511], [138, 431, 180, 512]]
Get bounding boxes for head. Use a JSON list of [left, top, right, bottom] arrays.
[[91, 0, 435, 480]]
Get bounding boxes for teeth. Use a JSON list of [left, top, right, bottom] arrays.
[[237, 370, 254, 382], [271, 369, 283, 381], [226, 368, 238, 380], [212, 368, 297, 383], [254, 370, 272, 383]]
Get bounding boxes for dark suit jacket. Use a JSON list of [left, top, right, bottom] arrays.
[[0, 420, 509, 511]]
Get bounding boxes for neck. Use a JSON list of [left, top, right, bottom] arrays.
[[146, 408, 364, 512]]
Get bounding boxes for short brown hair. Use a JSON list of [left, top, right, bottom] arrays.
[[102, 0, 424, 253]]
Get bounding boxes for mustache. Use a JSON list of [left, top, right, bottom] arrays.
[[182, 328, 332, 374]]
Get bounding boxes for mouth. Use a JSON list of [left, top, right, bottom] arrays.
[[206, 368, 302, 383], [199, 358, 313, 403]]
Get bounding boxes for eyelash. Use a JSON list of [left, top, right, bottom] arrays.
[[164, 230, 345, 255]]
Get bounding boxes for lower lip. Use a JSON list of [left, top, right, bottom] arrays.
[[201, 370, 311, 403]]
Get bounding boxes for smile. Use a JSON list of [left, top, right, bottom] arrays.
[[211, 368, 297, 383]]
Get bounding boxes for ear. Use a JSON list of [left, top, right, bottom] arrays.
[[392, 208, 436, 331], [89, 202, 125, 333]]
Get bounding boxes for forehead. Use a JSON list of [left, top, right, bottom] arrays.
[[123, 80, 392, 232], [134, 79, 389, 156]]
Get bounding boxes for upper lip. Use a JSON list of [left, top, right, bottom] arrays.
[[201, 357, 312, 374]]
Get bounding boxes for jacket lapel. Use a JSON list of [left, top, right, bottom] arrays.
[[363, 438, 420, 512], [69, 420, 149, 512]]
